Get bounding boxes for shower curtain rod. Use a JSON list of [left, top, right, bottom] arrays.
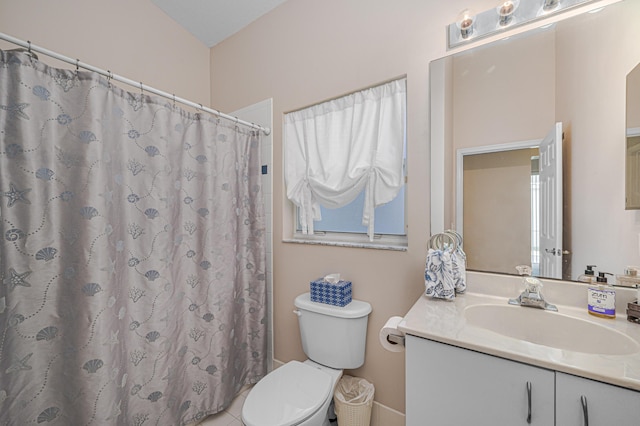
[[0, 32, 271, 136]]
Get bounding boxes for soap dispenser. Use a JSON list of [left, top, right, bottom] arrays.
[[578, 265, 597, 283], [587, 272, 616, 318]]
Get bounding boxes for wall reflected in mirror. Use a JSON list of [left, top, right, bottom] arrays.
[[431, 0, 640, 283], [627, 63, 640, 209], [463, 148, 540, 275]]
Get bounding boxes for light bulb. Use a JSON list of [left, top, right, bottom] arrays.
[[458, 9, 476, 39], [497, 0, 519, 26]]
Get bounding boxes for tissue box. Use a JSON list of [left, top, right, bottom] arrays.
[[310, 278, 352, 307]]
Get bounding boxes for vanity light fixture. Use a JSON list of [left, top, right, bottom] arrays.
[[447, 0, 598, 50], [498, 1, 519, 26]]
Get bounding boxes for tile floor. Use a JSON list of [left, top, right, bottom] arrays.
[[196, 386, 251, 426]]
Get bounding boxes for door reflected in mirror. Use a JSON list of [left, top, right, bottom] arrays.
[[459, 123, 563, 279]]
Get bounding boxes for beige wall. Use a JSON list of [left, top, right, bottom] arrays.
[[627, 63, 640, 130], [0, 0, 211, 105], [464, 149, 535, 274], [627, 136, 640, 209], [209, 0, 498, 413], [452, 30, 556, 150]]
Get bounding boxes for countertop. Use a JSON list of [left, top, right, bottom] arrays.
[[398, 272, 640, 391]]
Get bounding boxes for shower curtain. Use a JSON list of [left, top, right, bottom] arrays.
[[0, 49, 266, 425]]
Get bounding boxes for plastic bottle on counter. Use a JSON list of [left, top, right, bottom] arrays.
[[587, 272, 615, 319]]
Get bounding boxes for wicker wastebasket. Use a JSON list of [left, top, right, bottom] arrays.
[[333, 375, 374, 426]]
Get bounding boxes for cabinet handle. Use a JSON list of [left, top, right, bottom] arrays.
[[581, 395, 589, 426], [526, 381, 532, 424]]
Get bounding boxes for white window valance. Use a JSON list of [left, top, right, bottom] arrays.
[[284, 78, 407, 241]]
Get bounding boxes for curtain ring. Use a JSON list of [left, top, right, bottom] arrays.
[[172, 94, 176, 108], [24, 41, 38, 59], [140, 82, 144, 95], [106, 70, 112, 88], [75, 59, 79, 72]]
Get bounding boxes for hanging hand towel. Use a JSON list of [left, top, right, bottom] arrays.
[[451, 246, 467, 293], [424, 248, 456, 300], [444, 230, 466, 294]]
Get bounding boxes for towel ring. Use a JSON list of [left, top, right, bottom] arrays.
[[429, 232, 457, 251], [445, 229, 463, 248]]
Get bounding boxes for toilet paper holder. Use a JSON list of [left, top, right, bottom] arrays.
[[386, 333, 405, 347]]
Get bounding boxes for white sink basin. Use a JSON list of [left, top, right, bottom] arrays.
[[464, 304, 640, 355]]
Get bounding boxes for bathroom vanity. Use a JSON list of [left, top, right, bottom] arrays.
[[399, 272, 640, 425]]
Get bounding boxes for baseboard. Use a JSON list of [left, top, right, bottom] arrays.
[[371, 401, 406, 426], [272, 358, 284, 370], [272, 358, 406, 426]]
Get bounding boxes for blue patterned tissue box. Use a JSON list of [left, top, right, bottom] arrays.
[[310, 278, 352, 307]]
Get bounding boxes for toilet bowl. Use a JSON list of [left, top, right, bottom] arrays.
[[241, 293, 372, 426], [242, 360, 342, 426]]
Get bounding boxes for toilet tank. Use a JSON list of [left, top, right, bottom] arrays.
[[294, 293, 372, 369]]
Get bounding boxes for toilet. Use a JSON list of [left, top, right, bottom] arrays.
[[242, 292, 372, 426]]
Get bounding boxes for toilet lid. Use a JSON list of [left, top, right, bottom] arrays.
[[242, 361, 332, 426]]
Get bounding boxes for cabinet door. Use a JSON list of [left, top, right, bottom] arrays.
[[556, 372, 640, 425], [405, 335, 555, 426]]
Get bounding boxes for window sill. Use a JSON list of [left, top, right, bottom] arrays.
[[283, 233, 408, 252]]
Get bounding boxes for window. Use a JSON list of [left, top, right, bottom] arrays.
[[284, 78, 407, 247], [312, 183, 406, 236], [531, 155, 540, 275]]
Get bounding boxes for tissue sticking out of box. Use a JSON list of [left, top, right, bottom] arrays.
[[324, 273, 341, 284]]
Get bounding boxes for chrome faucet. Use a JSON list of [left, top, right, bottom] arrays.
[[508, 267, 558, 311]]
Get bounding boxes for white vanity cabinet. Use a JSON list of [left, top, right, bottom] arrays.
[[556, 372, 640, 425], [406, 335, 640, 425], [405, 335, 555, 425]]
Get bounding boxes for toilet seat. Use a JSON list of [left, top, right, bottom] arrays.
[[242, 360, 333, 426]]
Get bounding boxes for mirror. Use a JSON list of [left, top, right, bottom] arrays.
[[431, 0, 640, 282], [627, 63, 640, 209]]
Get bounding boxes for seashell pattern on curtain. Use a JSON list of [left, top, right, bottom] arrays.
[[0, 50, 267, 425]]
